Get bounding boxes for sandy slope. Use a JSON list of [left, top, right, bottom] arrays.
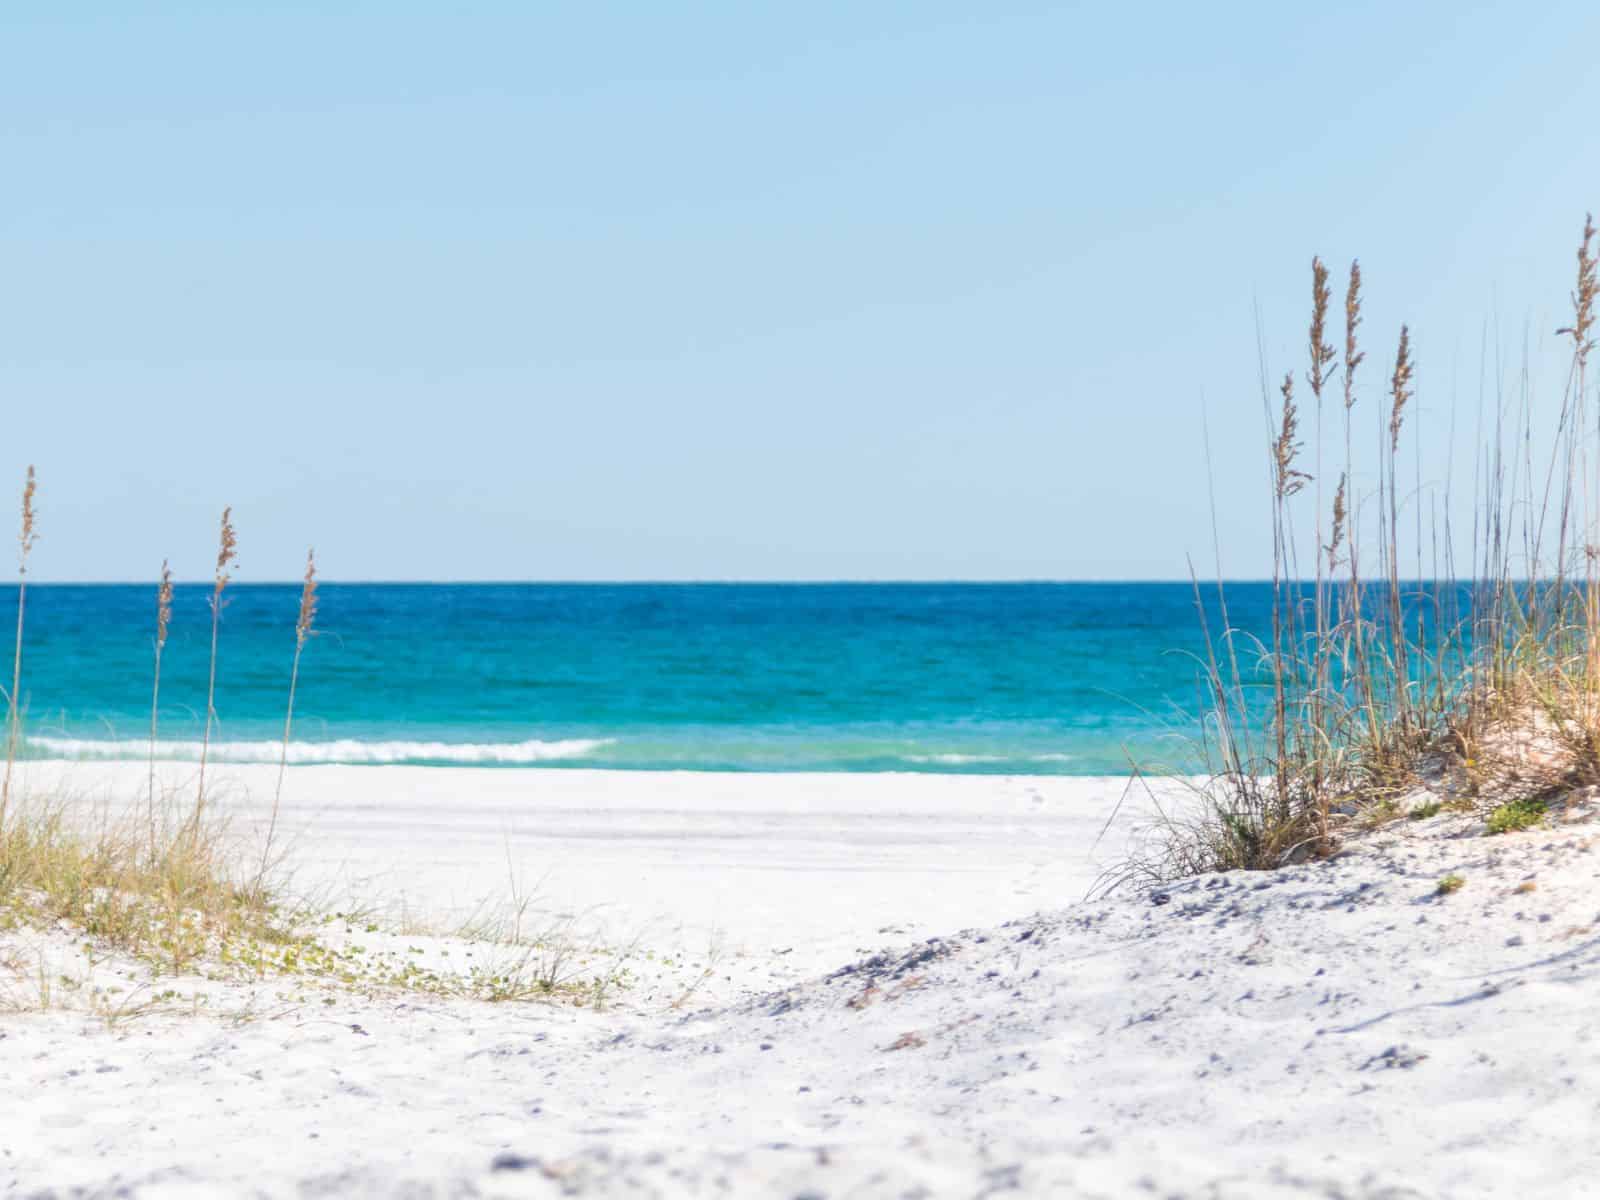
[[3, 767, 1599, 1197]]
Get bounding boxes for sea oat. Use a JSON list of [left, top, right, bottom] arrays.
[[259, 548, 319, 897], [215, 507, 238, 587], [1390, 325, 1414, 452], [1557, 213, 1596, 368], [1327, 473, 1347, 571], [18, 466, 37, 568], [156, 561, 173, 649], [1308, 257, 1336, 399], [0, 467, 36, 831], [1275, 374, 1310, 498], [296, 549, 318, 647], [149, 560, 174, 838], [194, 507, 237, 829], [1343, 261, 1365, 407]]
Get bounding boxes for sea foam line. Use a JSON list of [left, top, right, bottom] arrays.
[[25, 735, 612, 766], [904, 752, 1075, 765]]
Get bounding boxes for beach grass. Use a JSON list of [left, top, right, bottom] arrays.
[[0, 778, 631, 1012], [0, 786, 294, 974], [1144, 213, 1600, 879], [0, 494, 627, 1017]]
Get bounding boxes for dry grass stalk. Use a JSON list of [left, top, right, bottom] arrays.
[[1273, 374, 1309, 498], [1343, 261, 1365, 409], [148, 561, 173, 848], [193, 507, 237, 833], [1337, 261, 1385, 755], [1557, 213, 1596, 367], [257, 548, 318, 896], [0, 467, 37, 834], [1327, 473, 1347, 574], [1388, 325, 1414, 453], [1307, 258, 1338, 761], [1268, 371, 1310, 826], [1560, 217, 1600, 710], [1390, 327, 1415, 709], [1307, 258, 1336, 398]]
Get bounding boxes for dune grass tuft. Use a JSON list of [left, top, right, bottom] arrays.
[[1134, 213, 1600, 883], [0, 791, 293, 975]]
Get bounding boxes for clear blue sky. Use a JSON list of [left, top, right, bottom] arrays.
[[3, 2, 1597, 581]]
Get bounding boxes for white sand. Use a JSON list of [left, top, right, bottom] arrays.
[[3, 763, 1599, 1197], [10, 761, 1128, 963]]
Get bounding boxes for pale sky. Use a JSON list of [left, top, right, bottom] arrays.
[[3, 2, 1597, 581]]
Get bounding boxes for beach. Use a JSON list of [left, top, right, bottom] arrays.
[[9, 3, 1600, 1195], [13, 760, 1128, 959], [5, 763, 1598, 1197]]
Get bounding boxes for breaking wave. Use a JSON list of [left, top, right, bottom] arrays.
[[26, 735, 612, 766]]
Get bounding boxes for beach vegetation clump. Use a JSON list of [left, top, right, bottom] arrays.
[[0, 502, 621, 1016], [1436, 873, 1465, 895], [0, 790, 296, 975], [1486, 798, 1547, 836], [0, 481, 283, 978], [0, 784, 621, 1011], [1133, 214, 1600, 883]]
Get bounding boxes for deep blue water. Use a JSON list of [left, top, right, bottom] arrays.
[[5, 583, 1279, 774]]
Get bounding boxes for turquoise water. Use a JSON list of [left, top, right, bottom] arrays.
[[6, 583, 1271, 774]]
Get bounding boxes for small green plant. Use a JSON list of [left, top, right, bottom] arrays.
[[1436, 873, 1465, 895], [1486, 798, 1548, 836], [1408, 801, 1443, 820]]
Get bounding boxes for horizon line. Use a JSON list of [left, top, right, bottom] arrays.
[[5, 576, 1526, 587]]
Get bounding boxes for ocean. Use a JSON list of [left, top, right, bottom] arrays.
[[7, 582, 1276, 774]]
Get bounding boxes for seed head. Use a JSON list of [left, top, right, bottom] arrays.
[[1389, 325, 1414, 453], [1343, 261, 1365, 409], [1274, 373, 1310, 499], [156, 560, 173, 650], [1557, 213, 1597, 370], [215, 507, 237, 593], [1308, 258, 1336, 399], [1327, 473, 1347, 570], [18, 466, 37, 572], [296, 549, 318, 647]]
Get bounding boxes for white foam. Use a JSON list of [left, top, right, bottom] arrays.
[[904, 751, 1074, 765], [25, 735, 612, 766]]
